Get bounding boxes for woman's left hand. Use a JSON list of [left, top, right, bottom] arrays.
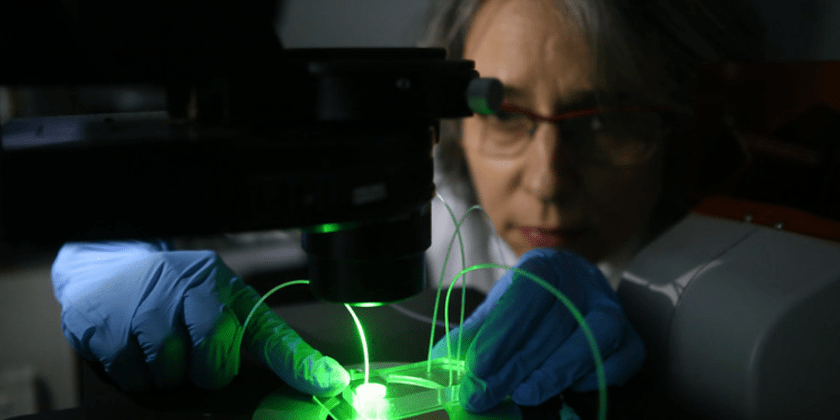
[[431, 248, 645, 413]]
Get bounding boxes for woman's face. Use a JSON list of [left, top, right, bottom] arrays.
[[462, 0, 664, 262]]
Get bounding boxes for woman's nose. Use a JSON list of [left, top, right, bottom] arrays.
[[522, 122, 577, 200]]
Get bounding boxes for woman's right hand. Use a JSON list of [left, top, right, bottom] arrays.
[[431, 248, 645, 412], [51, 240, 349, 396]]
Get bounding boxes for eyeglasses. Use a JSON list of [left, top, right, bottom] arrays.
[[475, 102, 675, 165]]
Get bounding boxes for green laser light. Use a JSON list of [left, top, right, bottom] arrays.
[[354, 302, 385, 308], [250, 194, 607, 420], [352, 382, 389, 420], [355, 383, 387, 400]]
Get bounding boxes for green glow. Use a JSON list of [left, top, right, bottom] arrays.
[[355, 382, 387, 400], [344, 304, 371, 384], [427, 195, 490, 383], [308, 223, 343, 234], [443, 263, 607, 420], [427, 194, 486, 374], [468, 96, 494, 115], [237, 208, 608, 419], [313, 359, 465, 420], [234, 279, 311, 375], [353, 302, 386, 308], [351, 382, 389, 420], [428, 194, 606, 420], [303, 221, 361, 234]]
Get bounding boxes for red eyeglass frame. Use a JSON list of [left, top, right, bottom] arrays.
[[497, 102, 674, 123]]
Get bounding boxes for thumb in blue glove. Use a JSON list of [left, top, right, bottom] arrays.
[[52, 241, 350, 397]]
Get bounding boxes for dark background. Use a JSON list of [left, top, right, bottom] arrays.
[[1, 0, 839, 418]]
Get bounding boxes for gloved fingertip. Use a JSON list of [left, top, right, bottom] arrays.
[[511, 381, 540, 406], [311, 356, 350, 398], [460, 373, 494, 413]]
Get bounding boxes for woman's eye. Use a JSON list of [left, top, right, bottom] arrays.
[[589, 115, 604, 131], [492, 110, 520, 122], [563, 115, 601, 136], [485, 111, 529, 130], [580, 114, 620, 134]]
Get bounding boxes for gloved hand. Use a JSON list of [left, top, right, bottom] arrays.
[[431, 248, 645, 412], [51, 240, 349, 396]]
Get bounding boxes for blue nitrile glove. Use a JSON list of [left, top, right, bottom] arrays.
[[52, 240, 349, 396], [430, 248, 645, 412]]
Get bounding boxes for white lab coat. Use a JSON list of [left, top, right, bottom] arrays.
[[426, 177, 517, 295]]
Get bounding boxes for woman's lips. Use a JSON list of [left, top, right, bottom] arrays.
[[518, 227, 588, 247]]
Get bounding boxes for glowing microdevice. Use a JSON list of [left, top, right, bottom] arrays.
[[355, 382, 387, 400], [350, 382, 389, 419], [313, 358, 465, 420]]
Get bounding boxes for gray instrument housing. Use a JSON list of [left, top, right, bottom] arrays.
[[618, 213, 840, 419]]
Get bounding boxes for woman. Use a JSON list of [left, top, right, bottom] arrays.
[[421, 0, 766, 413], [425, 0, 767, 291], [50, 0, 766, 416]]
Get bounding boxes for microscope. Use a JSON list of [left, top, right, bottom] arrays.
[[0, 1, 510, 418], [4, 3, 840, 420], [0, 0, 501, 307]]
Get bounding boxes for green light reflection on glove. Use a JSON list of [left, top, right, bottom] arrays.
[[229, 279, 351, 398]]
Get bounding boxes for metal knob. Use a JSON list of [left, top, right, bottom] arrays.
[[466, 77, 503, 115]]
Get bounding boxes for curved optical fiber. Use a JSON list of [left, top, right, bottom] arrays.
[[234, 209, 608, 419], [427, 193, 487, 372], [235, 279, 311, 371], [443, 264, 608, 420], [236, 279, 373, 386]]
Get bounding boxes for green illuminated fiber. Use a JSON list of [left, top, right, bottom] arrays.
[[235, 279, 311, 372], [427, 194, 488, 373], [344, 304, 372, 385], [234, 279, 373, 390], [443, 264, 607, 420], [235, 202, 607, 419], [428, 195, 607, 420]]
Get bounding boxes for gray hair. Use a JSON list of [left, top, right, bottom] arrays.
[[418, 0, 767, 231]]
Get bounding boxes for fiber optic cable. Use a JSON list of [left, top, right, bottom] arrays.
[[344, 303, 371, 385], [235, 216, 606, 419], [427, 193, 490, 371], [234, 279, 310, 367], [429, 194, 607, 419], [234, 279, 373, 389], [427, 193, 471, 371], [443, 264, 607, 420]]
